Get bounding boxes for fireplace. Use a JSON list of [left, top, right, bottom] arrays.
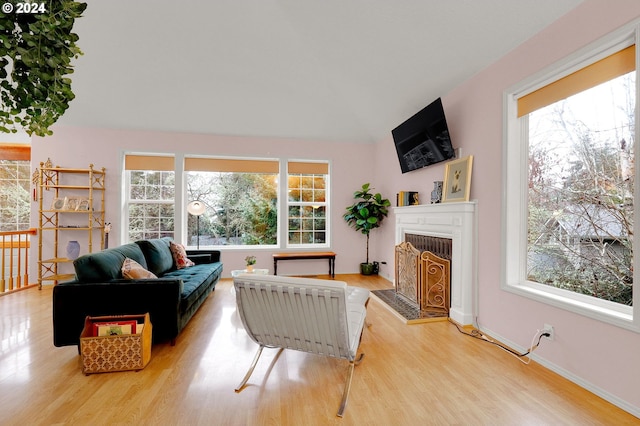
[[393, 202, 477, 325]]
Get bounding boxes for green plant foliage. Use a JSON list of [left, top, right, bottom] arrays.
[[343, 183, 391, 264], [0, 1, 87, 136]]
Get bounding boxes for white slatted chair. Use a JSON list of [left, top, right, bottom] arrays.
[[233, 274, 370, 417]]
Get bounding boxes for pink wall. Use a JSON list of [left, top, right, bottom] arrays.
[[31, 126, 376, 278], [29, 0, 640, 415], [374, 0, 640, 416]]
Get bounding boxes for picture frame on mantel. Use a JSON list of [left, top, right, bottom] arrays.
[[442, 155, 473, 203]]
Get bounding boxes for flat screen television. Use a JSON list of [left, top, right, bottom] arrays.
[[392, 98, 455, 173]]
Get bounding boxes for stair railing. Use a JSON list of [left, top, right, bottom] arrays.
[[1, 228, 37, 295]]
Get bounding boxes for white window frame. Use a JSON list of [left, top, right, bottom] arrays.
[[0, 159, 31, 232], [284, 159, 330, 249], [121, 153, 177, 243], [123, 154, 331, 250], [123, 170, 176, 242], [502, 22, 640, 332], [183, 155, 280, 249]]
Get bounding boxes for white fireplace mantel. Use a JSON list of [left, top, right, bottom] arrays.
[[394, 202, 477, 325]]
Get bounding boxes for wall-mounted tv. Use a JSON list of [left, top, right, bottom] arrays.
[[392, 97, 455, 173]]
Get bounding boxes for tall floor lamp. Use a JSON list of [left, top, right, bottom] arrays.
[[187, 200, 206, 249]]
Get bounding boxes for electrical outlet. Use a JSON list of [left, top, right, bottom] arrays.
[[542, 324, 554, 341]]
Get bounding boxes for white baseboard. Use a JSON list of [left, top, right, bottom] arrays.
[[480, 327, 640, 419]]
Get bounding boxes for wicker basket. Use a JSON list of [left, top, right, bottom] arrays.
[[80, 313, 152, 374]]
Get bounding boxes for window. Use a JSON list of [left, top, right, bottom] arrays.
[[124, 155, 330, 248], [0, 144, 31, 232], [503, 27, 639, 331], [527, 73, 634, 306], [124, 155, 175, 241], [184, 157, 278, 246], [287, 161, 328, 246]]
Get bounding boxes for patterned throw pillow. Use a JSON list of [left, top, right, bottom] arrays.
[[122, 258, 158, 279], [170, 241, 195, 269]]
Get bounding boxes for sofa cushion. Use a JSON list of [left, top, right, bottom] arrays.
[[136, 238, 175, 276], [122, 258, 158, 279], [162, 262, 223, 314], [73, 243, 147, 282], [170, 241, 195, 269]]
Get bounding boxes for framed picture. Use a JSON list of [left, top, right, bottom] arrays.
[[65, 197, 81, 211], [51, 197, 67, 211], [76, 199, 90, 211], [442, 155, 473, 203]]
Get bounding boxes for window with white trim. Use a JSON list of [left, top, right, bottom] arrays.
[[124, 154, 175, 241], [503, 26, 639, 331], [287, 161, 328, 246], [184, 157, 279, 246], [123, 155, 330, 248], [0, 144, 30, 232]]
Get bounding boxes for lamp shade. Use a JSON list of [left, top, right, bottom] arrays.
[[187, 200, 206, 216]]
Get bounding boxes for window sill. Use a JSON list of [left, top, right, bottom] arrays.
[[503, 281, 637, 333]]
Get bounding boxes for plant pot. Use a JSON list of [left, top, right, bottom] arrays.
[[246, 265, 254, 272], [360, 263, 375, 275]]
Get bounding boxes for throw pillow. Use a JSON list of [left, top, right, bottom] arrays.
[[170, 241, 195, 269], [122, 258, 158, 279]]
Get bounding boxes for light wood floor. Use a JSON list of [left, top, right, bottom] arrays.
[[0, 274, 637, 426]]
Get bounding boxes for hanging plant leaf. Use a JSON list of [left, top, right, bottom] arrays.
[[0, 1, 87, 137]]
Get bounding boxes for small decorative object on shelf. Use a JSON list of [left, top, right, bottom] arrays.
[[51, 197, 67, 211], [104, 222, 111, 249], [66, 240, 81, 260], [65, 197, 80, 211], [442, 155, 474, 203], [76, 198, 90, 211], [430, 181, 443, 204], [245, 255, 256, 272], [396, 191, 419, 206]]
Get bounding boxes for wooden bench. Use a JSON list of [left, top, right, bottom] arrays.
[[273, 251, 336, 277]]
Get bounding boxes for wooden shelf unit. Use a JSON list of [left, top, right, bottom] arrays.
[[37, 160, 106, 289]]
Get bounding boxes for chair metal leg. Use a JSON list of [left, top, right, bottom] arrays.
[[337, 352, 365, 417], [235, 345, 265, 392]]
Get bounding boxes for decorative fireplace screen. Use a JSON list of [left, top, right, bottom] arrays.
[[395, 242, 420, 306], [420, 251, 450, 313], [395, 241, 450, 315]]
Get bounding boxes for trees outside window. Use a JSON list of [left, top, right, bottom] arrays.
[[287, 174, 327, 245], [127, 170, 175, 241], [527, 72, 634, 305], [124, 156, 329, 249], [504, 34, 638, 329], [0, 159, 30, 232], [183, 159, 328, 248], [185, 172, 277, 246]]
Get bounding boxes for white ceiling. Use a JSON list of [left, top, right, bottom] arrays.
[[58, 0, 584, 143]]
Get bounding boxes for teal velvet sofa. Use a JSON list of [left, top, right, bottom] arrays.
[[52, 237, 223, 347]]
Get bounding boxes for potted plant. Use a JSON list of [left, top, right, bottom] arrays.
[[343, 183, 391, 275], [245, 255, 256, 272]]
